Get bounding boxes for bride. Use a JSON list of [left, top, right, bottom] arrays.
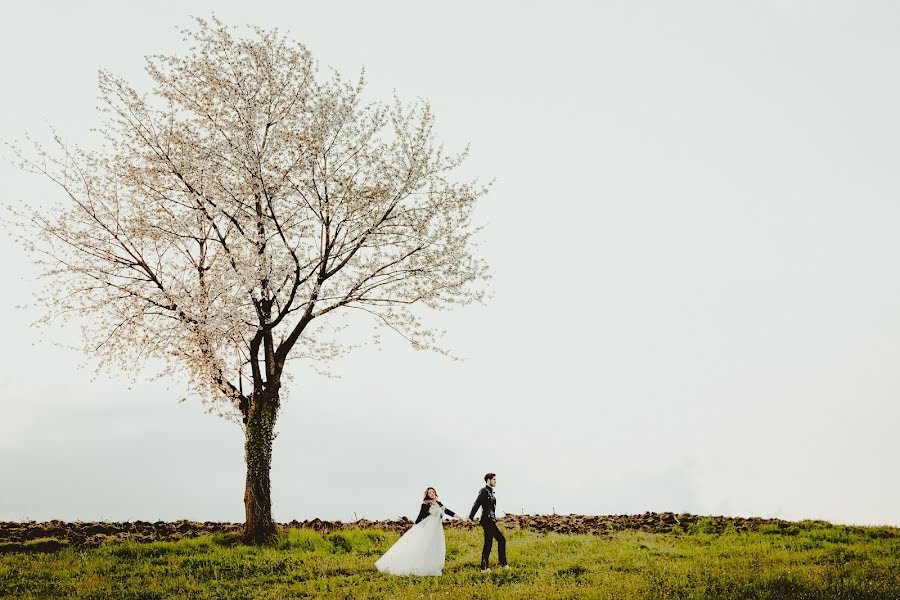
[[375, 487, 463, 576]]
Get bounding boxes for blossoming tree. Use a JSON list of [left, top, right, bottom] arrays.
[[7, 18, 490, 543]]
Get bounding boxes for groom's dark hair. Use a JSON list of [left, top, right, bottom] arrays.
[[484, 472, 496, 482]]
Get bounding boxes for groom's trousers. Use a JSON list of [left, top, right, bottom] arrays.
[[480, 520, 507, 567]]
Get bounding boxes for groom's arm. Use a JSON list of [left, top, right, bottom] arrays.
[[469, 488, 487, 520]]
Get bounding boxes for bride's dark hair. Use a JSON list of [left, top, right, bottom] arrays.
[[422, 487, 438, 503]]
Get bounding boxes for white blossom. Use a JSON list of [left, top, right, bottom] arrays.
[[5, 17, 492, 426]]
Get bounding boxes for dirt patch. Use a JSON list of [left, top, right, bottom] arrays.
[[0, 513, 890, 549]]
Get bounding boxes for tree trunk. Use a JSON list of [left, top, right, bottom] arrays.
[[242, 394, 278, 543]]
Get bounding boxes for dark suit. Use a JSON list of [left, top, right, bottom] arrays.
[[469, 485, 506, 568]]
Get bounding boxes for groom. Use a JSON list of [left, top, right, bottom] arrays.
[[469, 472, 508, 572]]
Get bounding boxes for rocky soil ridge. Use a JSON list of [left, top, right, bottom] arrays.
[[1, 512, 895, 551]]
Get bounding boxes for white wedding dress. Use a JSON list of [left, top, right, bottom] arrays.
[[375, 503, 448, 576]]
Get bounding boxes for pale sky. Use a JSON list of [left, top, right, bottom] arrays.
[[2, 1, 899, 526]]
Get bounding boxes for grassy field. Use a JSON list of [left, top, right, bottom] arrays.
[[1, 520, 897, 599]]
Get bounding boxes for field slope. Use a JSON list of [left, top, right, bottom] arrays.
[[0, 514, 897, 599]]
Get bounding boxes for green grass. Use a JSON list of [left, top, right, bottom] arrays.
[[0, 524, 897, 599]]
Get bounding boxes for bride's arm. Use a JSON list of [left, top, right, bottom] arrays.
[[414, 503, 430, 524]]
